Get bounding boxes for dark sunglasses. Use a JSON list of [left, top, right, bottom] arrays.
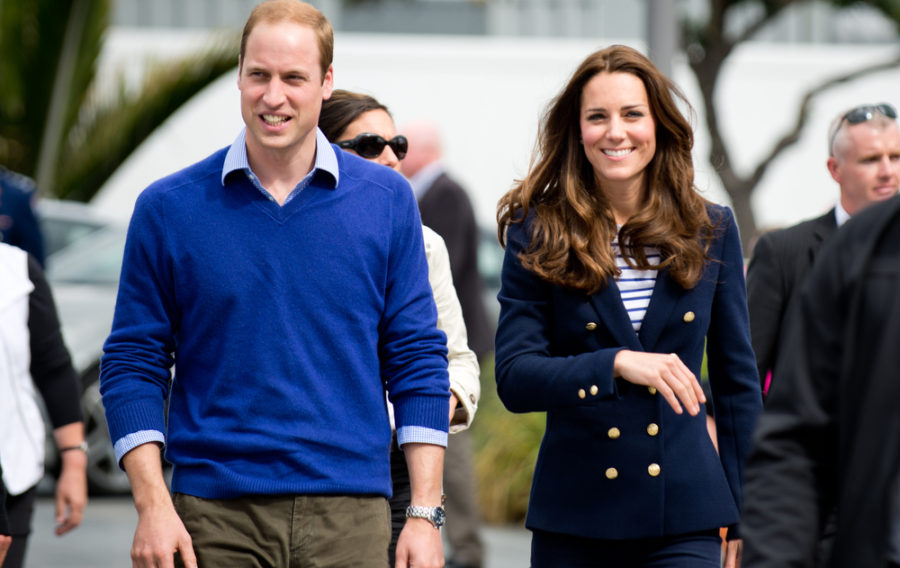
[[830, 103, 898, 152], [337, 133, 408, 160], [841, 102, 897, 125]]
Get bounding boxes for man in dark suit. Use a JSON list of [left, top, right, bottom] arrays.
[[742, 192, 900, 568], [746, 103, 900, 397], [0, 167, 45, 266], [401, 121, 490, 568]]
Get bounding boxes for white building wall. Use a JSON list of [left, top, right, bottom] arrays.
[[91, 29, 900, 235]]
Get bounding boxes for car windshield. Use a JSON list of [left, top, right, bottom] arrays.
[[45, 226, 126, 285], [37, 199, 114, 257]]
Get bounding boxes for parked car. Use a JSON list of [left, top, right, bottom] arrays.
[[478, 226, 503, 326], [38, 200, 131, 494]]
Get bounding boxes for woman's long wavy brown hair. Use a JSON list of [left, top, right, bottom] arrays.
[[497, 45, 715, 294]]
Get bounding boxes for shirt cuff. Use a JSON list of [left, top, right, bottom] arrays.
[[396, 425, 448, 448], [114, 429, 166, 469]]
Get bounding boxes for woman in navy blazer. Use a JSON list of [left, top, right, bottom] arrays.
[[495, 45, 762, 567]]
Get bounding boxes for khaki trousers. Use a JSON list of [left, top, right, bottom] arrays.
[[173, 492, 390, 567]]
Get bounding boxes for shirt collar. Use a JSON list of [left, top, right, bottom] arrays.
[[835, 201, 851, 227], [221, 127, 340, 190], [408, 160, 444, 201]]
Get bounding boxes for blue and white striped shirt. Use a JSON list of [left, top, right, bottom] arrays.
[[612, 236, 659, 331]]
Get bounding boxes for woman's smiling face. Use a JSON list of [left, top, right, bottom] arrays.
[[579, 71, 656, 195]]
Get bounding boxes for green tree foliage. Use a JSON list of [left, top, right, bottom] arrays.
[[0, 0, 239, 201], [471, 355, 545, 524], [684, 0, 900, 252]]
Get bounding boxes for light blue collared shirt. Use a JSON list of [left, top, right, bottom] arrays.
[[221, 127, 340, 201]]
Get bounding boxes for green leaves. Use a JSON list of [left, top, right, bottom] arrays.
[[0, 0, 238, 201]]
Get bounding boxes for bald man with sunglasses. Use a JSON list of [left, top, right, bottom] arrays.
[[746, 103, 900, 399], [742, 103, 900, 567]]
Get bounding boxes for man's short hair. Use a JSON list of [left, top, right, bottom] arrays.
[[240, 0, 334, 80]]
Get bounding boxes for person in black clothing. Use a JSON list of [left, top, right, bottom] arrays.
[[746, 103, 900, 398], [742, 193, 900, 567], [0, 463, 10, 567], [0, 243, 86, 568]]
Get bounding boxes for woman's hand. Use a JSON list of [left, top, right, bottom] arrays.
[[724, 538, 742, 568], [55, 448, 88, 535], [613, 350, 706, 415], [448, 394, 459, 423]]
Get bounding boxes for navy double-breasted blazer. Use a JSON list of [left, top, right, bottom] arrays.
[[495, 204, 762, 540]]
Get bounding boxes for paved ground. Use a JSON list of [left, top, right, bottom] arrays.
[[26, 496, 531, 567]]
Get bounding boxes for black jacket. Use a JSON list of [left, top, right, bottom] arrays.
[[746, 209, 837, 393], [743, 194, 900, 567]]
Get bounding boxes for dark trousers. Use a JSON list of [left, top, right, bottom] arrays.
[[531, 528, 722, 567], [2, 486, 37, 568]]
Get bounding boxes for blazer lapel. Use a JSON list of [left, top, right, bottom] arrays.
[[589, 279, 643, 351], [809, 209, 838, 264], [636, 269, 680, 350]]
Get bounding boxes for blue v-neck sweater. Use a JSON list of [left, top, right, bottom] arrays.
[[100, 145, 449, 499]]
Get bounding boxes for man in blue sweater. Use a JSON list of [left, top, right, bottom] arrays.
[[99, 2, 449, 567]]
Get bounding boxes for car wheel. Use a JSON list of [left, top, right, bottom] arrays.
[[81, 366, 133, 495]]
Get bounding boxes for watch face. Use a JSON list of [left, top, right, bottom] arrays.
[[432, 507, 446, 526]]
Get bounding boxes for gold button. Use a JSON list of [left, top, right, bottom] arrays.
[[646, 423, 659, 436], [647, 386, 657, 395], [683, 311, 695, 323], [585, 322, 598, 331], [648, 463, 661, 477], [590, 385, 599, 396], [605, 467, 618, 479], [607, 427, 620, 439], [578, 388, 586, 399]]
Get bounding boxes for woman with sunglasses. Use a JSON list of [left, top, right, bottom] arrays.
[[494, 45, 762, 567], [319, 89, 480, 565]]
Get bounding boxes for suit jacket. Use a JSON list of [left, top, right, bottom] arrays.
[[495, 204, 761, 539], [743, 194, 900, 567], [417, 172, 493, 358], [746, 209, 837, 392]]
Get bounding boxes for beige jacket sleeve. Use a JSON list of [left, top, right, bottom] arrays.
[[422, 226, 480, 432]]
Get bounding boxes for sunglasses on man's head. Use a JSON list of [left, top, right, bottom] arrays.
[[841, 103, 898, 125], [337, 133, 408, 160], [829, 103, 898, 153]]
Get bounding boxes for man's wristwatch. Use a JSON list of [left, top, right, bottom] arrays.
[[405, 505, 446, 529]]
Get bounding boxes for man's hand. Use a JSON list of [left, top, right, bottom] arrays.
[[131, 499, 195, 568], [123, 444, 197, 568], [394, 518, 443, 568]]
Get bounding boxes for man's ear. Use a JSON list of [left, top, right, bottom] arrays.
[[322, 65, 334, 100], [826, 156, 841, 185]]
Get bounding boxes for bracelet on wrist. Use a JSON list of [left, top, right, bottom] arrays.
[[59, 441, 88, 453]]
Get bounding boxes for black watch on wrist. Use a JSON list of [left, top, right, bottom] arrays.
[[405, 505, 446, 529]]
